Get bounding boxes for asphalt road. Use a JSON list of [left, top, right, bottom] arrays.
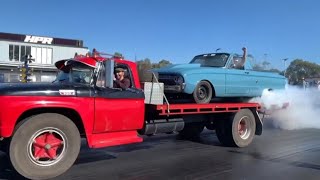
[[1, 119, 320, 180]]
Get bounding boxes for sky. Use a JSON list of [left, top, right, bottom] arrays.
[[1, 0, 320, 70]]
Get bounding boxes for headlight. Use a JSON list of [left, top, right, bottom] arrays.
[[174, 75, 184, 84]]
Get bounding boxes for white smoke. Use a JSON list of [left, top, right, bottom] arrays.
[[250, 85, 320, 130]]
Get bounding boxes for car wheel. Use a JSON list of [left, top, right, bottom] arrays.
[[193, 81, 213, 104], [9, 113, 81, 180]]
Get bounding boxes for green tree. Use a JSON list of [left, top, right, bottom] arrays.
[[262, 61, 271, 69], [136, 58, 152, 81], [269, 68, 281, 73], [247, 54, 280, 73], [114, 52, 123, 58], [152, 59, 172, 68], [252, 63, 264, 71], [247, 54, 281, 73], [136, 58, 172, 81], [285, 59, 320, 85], [252, 60, 281, 73]]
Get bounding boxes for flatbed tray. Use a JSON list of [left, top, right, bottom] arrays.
[[153, 102, 261, 116]]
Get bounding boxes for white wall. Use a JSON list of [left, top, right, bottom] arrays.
[[52, 46, 89, 63], [0, 40, 89, 64], [0, 41, 9, 61]]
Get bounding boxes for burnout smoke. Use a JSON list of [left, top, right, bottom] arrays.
[[250, 86, 320, 130]]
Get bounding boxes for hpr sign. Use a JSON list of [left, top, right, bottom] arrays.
[[24, 35, 53, 44]]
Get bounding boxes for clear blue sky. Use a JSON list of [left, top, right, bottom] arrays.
[[1, 0, 320, 70]]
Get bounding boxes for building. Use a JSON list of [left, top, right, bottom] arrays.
[[0, 32, 89, 83]]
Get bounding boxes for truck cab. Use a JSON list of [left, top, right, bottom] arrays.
[[0, 51, 147, 179]]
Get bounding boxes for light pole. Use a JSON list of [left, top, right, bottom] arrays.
[[134, 48, 137, 62], [283, 58, 288, 77]]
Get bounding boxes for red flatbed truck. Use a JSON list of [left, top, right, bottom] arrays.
[[0, 50, 263, 180]]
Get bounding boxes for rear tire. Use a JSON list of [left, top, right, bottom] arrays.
[[179, 123, 204, 139], [216, 109, 256, 147], [193, 81, 213, 104], [9, 113, 81, 180]]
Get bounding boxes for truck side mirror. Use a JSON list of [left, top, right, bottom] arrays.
[[104, 60, 114, 88]]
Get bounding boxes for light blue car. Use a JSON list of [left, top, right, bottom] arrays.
[[155, 53, 286, 103]]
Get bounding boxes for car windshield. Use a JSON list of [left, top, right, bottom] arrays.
[[54, 61, 94, 84], [189, 53, 230, 67]]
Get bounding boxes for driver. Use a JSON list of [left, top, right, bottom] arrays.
[[113, 67, 130, 89], [233, 47, 247, 69]]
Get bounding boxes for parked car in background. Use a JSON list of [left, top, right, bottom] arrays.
[[155, 52, 286, 103]]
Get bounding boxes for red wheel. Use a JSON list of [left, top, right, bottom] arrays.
[[9, 113, 80, 179], [238, 116, 252, 140], [28, 128, 66, 167]]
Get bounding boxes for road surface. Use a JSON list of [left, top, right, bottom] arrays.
[[1, 120, 320, 180]]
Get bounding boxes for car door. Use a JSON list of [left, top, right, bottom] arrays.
[[93, 62, 145, 133], [246, 70, 283, 96], [240, 58, 272, 96], [225, 56, 256, 96]]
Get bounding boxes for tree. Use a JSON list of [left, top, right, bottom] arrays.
[[113, 51, 172, 81], [247, 54, 281, 73], [114, 52, 123, 58], [136, 58, 172, 81], [269, 68, 281, 73], [252, 63, 264, 71], [152, 59, 172, 68], [247, 54, 254, 59], [262, 61, 271, 69], [285, 59, 320, 85], [136, 58, 152, 81], [245, 53, 282, 74], [252, 60, 281, 73]]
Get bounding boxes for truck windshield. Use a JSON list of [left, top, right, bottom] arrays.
[[189, 53, 229, 67], [54, 61, 94, 84]]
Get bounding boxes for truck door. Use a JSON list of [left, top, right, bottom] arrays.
[[93, 61, 145, 133]]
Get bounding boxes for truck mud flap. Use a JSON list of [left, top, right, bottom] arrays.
[[252, 110, 263, 135]]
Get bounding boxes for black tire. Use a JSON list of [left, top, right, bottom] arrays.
[[205, 121, 216, 130], [179, 123, 204, 139], [0, 138, 10, 153], [193, 81, 213, 104], [216, 109, 256, 147], [9, 113, 81, 180]]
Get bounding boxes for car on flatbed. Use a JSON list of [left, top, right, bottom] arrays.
[[0, 50, 268, 180], [156, 52, 286, 103]]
